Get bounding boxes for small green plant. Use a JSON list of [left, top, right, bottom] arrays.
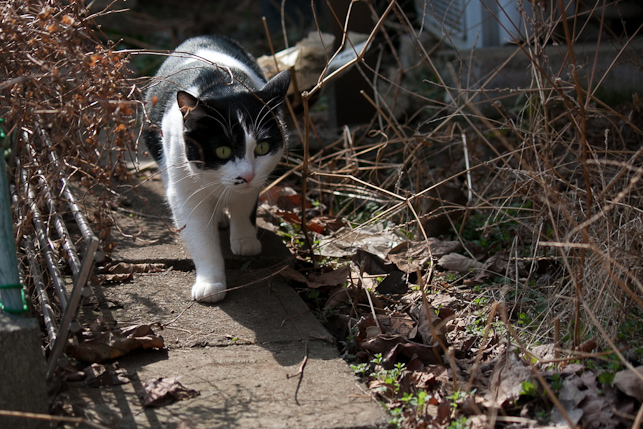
[[473, 296, 488, 308], [350, 362, 368, 377], [535, 409, 549, 422], [448, 416, 470, 429], [598, 369, 616, 386], [520, 379, 539, 397], [549, 373, 563, 392], [517, 312, 533, 326], [400, 390, 428, 408], [387, 406, 404, 427], [446, 388, 476, 409]]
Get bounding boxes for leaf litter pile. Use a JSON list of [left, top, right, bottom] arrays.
[[250, 1, 643, 425], [259, 174, 642, 428], [236, 0, 643, 425]]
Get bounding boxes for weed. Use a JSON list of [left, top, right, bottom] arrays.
[[448, 416, 470, 429], [519, 379, 540, 398]]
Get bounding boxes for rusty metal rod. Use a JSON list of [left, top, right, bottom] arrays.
[[20, 168, 69, 309], [9, 183, 57, 344], [35, 123, 104, 263], [23, 236, 58, 346], [45, 236, 98, 379], [25, 137, 82, 277]]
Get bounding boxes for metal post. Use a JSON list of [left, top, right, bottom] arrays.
[[0, 155, 27, 315]]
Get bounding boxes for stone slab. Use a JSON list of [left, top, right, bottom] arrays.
[[0, 313, 49, 429]]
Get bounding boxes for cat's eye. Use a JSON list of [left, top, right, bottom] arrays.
[[255, 141, 270, 156], [216, 146, 232, 159]]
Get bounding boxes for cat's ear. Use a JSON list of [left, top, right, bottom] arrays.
[[260, 70, 291, 105], [177, 91, 199, 113]]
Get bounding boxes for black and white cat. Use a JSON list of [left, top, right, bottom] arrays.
[[143, 35, 291, 302]]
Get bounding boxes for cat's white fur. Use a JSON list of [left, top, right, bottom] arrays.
[[156, 46, 285, 303]]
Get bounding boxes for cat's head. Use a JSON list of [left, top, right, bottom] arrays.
[[176, 70, 291, 191]]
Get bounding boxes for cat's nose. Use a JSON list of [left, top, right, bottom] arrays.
[[237, 172, 255, 184]]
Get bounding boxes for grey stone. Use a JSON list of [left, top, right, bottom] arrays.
[[0, 313, 48, 429]]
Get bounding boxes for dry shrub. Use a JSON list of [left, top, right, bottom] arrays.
[[290, 0, 643, 353], [0, 0, 138, 254]]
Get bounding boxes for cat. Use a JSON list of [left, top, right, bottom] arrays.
[[143, 35, 291, 303]]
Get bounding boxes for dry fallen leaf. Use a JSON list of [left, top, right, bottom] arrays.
[[360, 334, 443, 368], [97, 262, 166, 283], [353, 249, 396, 276], [387, 239, 462, 273], [484, 352, 532, 407], [613, 365, 643, 402], [142, 377, 199, 407], [437, 253, 484, 274], [83, 363, 130, 387], [316, 226, 402, 259], [67, 323, 165, 363], [307, 215, 347, 235], [279, 265, 349, 289], [376, 271, 408, 295], [410, 303, 447, 348]]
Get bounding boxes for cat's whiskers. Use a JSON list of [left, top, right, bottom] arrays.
[[202, 112, 232, 139], [181, 180, 224, 222], [206, 186, 229, 229], [250, 96, 283, 139], [203, 105, 237, 139]]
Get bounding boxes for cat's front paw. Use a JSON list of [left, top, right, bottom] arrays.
[[231, 237, 261, 256], [191, 280, 226, 303]]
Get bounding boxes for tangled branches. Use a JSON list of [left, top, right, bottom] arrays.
[[0, 0, 138, 253]]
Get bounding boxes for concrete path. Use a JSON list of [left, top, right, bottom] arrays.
[[60, 177, 387, 428]]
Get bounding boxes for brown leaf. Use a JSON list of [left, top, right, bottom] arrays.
[[415, 307, 446, 348], [472, 251, 509, 282], [437, 253, 484, 273], [613, 365, 643, 402], [430, 294, 460, 319], [353, 249, 396, 275], [376, 271, 408, 295], [142, 377, 199, 407], [577, 337, 597, 354], [360, 334, 443, 368], [306, 215, 347, 235], [97, 262, 166, 283], [83, 363, 130, 387], [278, 266, 310, 284], [278, 194, 313, 210], [379, 314, 415, 338], [277, 210, 302, 225], [312, 265, 349, 287], [324, 285, 352, 309], [387, 239, 462, 273], [355, 315, 379, 343], [324, 284, 369, 310], [101, 262, 166, 274], [436, 396, 451, 424], [259, 185, 298, 204], [279, 265, 349, 289], [484, 352, 532, 407], [67, 324, 165, 363], [316, 227, 402, 259]]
